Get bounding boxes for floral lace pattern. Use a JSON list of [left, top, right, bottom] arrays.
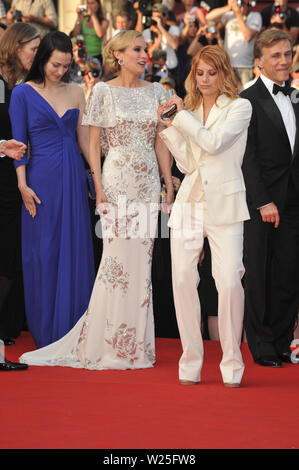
[[97, 256, 129, 293], [105, 322, 154, 365]]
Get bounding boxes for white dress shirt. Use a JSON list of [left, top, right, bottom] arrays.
[[0, 139, 6, 158], [257, 74, 296, 210], [260, 73, 296, 152]]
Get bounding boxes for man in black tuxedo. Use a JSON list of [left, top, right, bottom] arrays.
[[0, 139, 28, 371], [241, 28, 299, 367]]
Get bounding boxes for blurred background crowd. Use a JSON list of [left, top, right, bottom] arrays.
[[1, 0, 299, 343], [1, 0, 299, 97]]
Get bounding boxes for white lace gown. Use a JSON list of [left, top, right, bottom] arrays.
[[19, 81, 166, 370]]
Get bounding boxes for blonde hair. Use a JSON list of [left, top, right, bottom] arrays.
[[0, 23, 40, 89], [103, 30, 143, 74], [184, 45, 238, 111]]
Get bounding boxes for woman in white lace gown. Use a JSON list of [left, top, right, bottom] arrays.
[[19, 30, 173, 370]]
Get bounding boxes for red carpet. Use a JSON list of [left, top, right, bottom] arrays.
[[1, 331, 299, 450]]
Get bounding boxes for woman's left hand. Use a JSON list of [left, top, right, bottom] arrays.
[[157, 104, 171, 127]]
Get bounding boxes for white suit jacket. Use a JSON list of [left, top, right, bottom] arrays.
[[160, 94, 252, 227]]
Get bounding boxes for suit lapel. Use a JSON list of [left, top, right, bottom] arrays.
[[254, 78, 292, 155], [204, 94, 231, 129]]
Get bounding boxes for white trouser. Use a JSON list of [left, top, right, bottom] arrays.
[[170, 203, 245, 384]]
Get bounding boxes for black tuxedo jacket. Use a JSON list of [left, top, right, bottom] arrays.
[[240, 77, 299, 215]]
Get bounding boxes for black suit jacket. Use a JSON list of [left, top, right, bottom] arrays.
[[240, 77, 299, 215]]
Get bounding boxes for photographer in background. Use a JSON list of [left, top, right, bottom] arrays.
[[206, 0, 262, 85], [113, 10, 133, 36], [143, 48, 168, 82], [7, 0, 57, 37], [71, 0, 109, 62], [261, 1, 299, 42], [80, 61, 101, 101], [134, 0, 177, 32], [176, 15, 199, 95], [186, 21, 223, 56], [69, 36, 102, 84], [142, 3, 180, 86], [176, 0, 206, 29]]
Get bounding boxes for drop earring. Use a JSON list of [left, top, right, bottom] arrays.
[[118, 58, 124, 66]]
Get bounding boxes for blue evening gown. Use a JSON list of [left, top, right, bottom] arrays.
[[9, 83, 95, 348]]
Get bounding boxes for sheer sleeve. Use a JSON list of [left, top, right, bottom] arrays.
[[9, 85, 29, 168], [82, 82, 117, 128], [153, 81, 169, 106]]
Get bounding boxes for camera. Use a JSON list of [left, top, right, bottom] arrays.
[[152, 63, 161, 74], [90, 69, 100, 78], [236, 0, 256, 7], [149, 18, 157, 27], [139, 0, 152, 15], [274, 2, 286, 19], [207, 26, 216, 34], [12, 10, 23, 22], [78, 5, 87, 13], [139, 0, 153, 28], [76, 35, 86, 59], [78, 68, 100, 78]]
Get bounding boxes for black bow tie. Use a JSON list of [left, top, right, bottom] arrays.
[[272, 83, 291, 96]]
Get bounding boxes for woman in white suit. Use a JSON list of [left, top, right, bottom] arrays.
[[158, 46, 252, 388]]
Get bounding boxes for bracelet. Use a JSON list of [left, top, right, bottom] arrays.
[[165, 180, 174, 186]]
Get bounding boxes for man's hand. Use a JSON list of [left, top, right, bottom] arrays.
[[270, 13, 286, 25], [0, 139, 27, 160], [259, 202, 280, 228], [229, 0, 242, 15], [154, 15, 163, 31], [22, 14, 34, 23]]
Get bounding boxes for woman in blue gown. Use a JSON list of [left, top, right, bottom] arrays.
[[9, 31, 95, 348]]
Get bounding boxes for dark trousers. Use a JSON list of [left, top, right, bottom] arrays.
[[243, 206, 299, 360]]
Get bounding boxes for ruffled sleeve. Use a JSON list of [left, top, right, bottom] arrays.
[[153, 81, 169, 106], [82, 82, 117, 128]]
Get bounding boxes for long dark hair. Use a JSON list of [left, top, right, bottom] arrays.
[[26, 31, 73, 84], [92, 0, 105, 23]]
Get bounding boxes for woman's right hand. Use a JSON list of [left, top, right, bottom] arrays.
[[157, 104, 172, 127], [96, 188, 109, 215], [19, 184, 41, 218]]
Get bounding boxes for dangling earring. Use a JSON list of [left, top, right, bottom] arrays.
[[118, 58, 124, 66]]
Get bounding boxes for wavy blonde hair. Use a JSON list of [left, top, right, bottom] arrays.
[[184, 45, 238, 111], [0, 23, 40, 89], [103, 30, 143, 74]]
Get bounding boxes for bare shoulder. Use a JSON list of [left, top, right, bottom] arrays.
[[66, 82, 84, 98]]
